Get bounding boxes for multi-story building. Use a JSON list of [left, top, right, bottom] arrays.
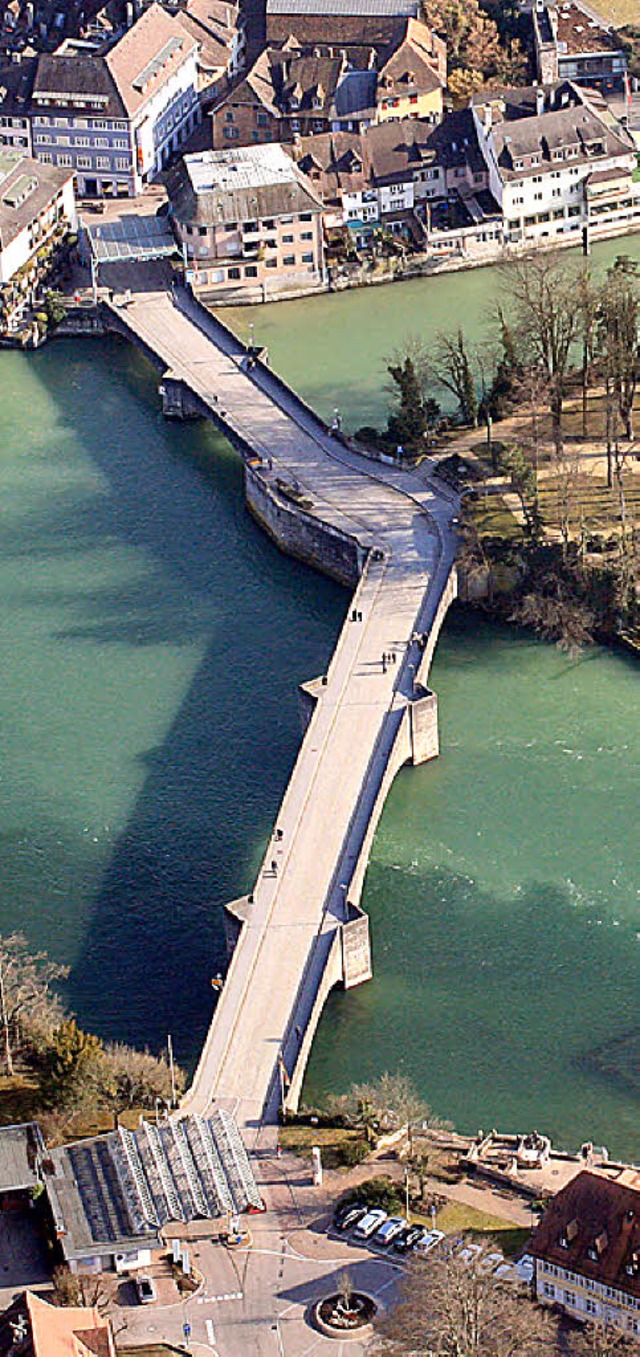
[[0, 150, 75, 288], [0, 57, 35, 154], [27, 3, 200, 196], [265, 0, 421, 58], [531, 1169, 640, 1337], [295, 109, 490, 231], [0, 150, 76, 331], [166, 141, 325, 297], [474, 81, 637, 247], [211, 18, 444, 149], [169, 0, 242, 99], [532, 0, 627, 94]]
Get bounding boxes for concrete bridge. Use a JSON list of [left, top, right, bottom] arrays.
[[101, 281, 459, 1142]]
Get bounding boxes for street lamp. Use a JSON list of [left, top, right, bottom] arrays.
[[249, 321, 254, 352]]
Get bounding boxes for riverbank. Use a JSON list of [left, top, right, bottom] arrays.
[[198, 219, 640, 308]]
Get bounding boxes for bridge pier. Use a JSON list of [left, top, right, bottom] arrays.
[[159, 373, 201, 420]]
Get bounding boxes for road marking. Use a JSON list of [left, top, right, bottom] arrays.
[[196, 1291, 243, 1303], [205, 1318, 216, 1344]]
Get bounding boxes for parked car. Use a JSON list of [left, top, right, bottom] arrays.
[[394, 1224, 427, 1254], [353, 1208, 388, 1240], [373, 1216, 407, 1247], [478, 1251, 505, 1275], [457, 1243, 483, 1267], [334, 1200, 363, 1229], [493, 1262, 520, 1284], [515, 1254, 534, 1283], [414, 1228, 445, 1256], [334, 1205, 367, 1233], [135, 1275, 157, 1305]]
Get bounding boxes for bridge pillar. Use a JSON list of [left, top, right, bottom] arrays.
[[409, 689, 440, 765], [159, 373, 199, 420]]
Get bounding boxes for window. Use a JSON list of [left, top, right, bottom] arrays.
[[301, 252, 313, 262], [38, 152, 52, 163], [228, 266, 241, 279], [265, 259, 277, 268], [225, 110, 234, 121], [245, 264, 257, 277], [76, 137, 90, 147], [263, 219, 274, 229], [252, 131, 260, 141], [94, 137, 109, 148], [300, 213, 312, 221], [57, 153, 72, 166], [564, 1293, 576, 1308], [224, 126, 239, 139], [198, 226, 207, 236], [282, 234, 294, 243], [77, 155, 92, 169], [585, 1299, 598, 1316], [257, 112, 268, 126], [543, 1283, 555, 1298], [300, 231, 313, 240], [225, 222, 237, 231], [283, 254, 295, 265], [96, 157, 109, 169], [116, 158, 129, 170], [92, 119, 108, 130]]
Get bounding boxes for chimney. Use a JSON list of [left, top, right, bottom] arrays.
[[536, 86, 545, 117]]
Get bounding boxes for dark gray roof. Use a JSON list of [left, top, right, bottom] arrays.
[[0, 58, 37, 118], [43, 1112, 261, 1262], [332, 68, 376, 117], [0, 1123, 44, 1195], [31, 52, 126, 117]]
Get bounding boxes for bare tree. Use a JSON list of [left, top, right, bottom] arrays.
[[329, 1071, 446, 1151], [0, 934, 68, 1075], [569, 1318, 640, 1357], [432, 330, 478, 427], [597, 259, 640, 447], [501, 252, 579, 458], [374, 1242, 557, 1356]]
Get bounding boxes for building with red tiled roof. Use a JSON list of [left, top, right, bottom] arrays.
[[530, 1169, 640, 1336], [0, 1292, 115, 1357]]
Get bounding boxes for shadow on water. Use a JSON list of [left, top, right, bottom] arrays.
[[21, 335, 346, 1067]]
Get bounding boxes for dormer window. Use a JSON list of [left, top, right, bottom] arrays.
[[560, 1218, 579, 1248], [626, 1251, 640, 1278]]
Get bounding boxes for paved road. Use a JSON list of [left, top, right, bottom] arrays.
[[106, 287, 458, 1137]]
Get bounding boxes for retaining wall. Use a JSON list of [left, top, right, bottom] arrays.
[[244, 461, 363, 588]]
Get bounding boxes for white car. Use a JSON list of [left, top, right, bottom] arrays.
[[515, 1254, 534, 1283], [457, 1243, 483, 1266], [494, 1262, 521, 1284], [353, 1208, 388, 1240], [415, 1228, 445, 1255], [373, 1216, 408, 1247], [478, 1251, 505, 1275]]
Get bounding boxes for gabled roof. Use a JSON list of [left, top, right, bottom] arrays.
[[530, 1169, 640, 1300], [104, 3, 199, 118], [489, 85, 633, 180], [27, 1293, 114, 1357], [295, 129, 370, 202], [0, 1292, 114, 1357], [215, 48, 280, 116], [376, 19, 445, 99]]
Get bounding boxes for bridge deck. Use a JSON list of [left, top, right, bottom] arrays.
[[105, 288, 458, 1137]]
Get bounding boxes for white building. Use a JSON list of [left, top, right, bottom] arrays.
[[0, 152, 76, 288], [474, 82, 638, 247]]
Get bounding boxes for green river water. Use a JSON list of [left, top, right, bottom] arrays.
[[2, 236, 639, 1154]]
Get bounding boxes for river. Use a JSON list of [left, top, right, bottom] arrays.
[[2, 239, 639, 1155]]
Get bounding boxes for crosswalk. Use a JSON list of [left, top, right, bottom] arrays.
[[194, 1290, 243, 1304]]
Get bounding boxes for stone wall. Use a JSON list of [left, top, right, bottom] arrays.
[[244, 461, 363, 588]]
